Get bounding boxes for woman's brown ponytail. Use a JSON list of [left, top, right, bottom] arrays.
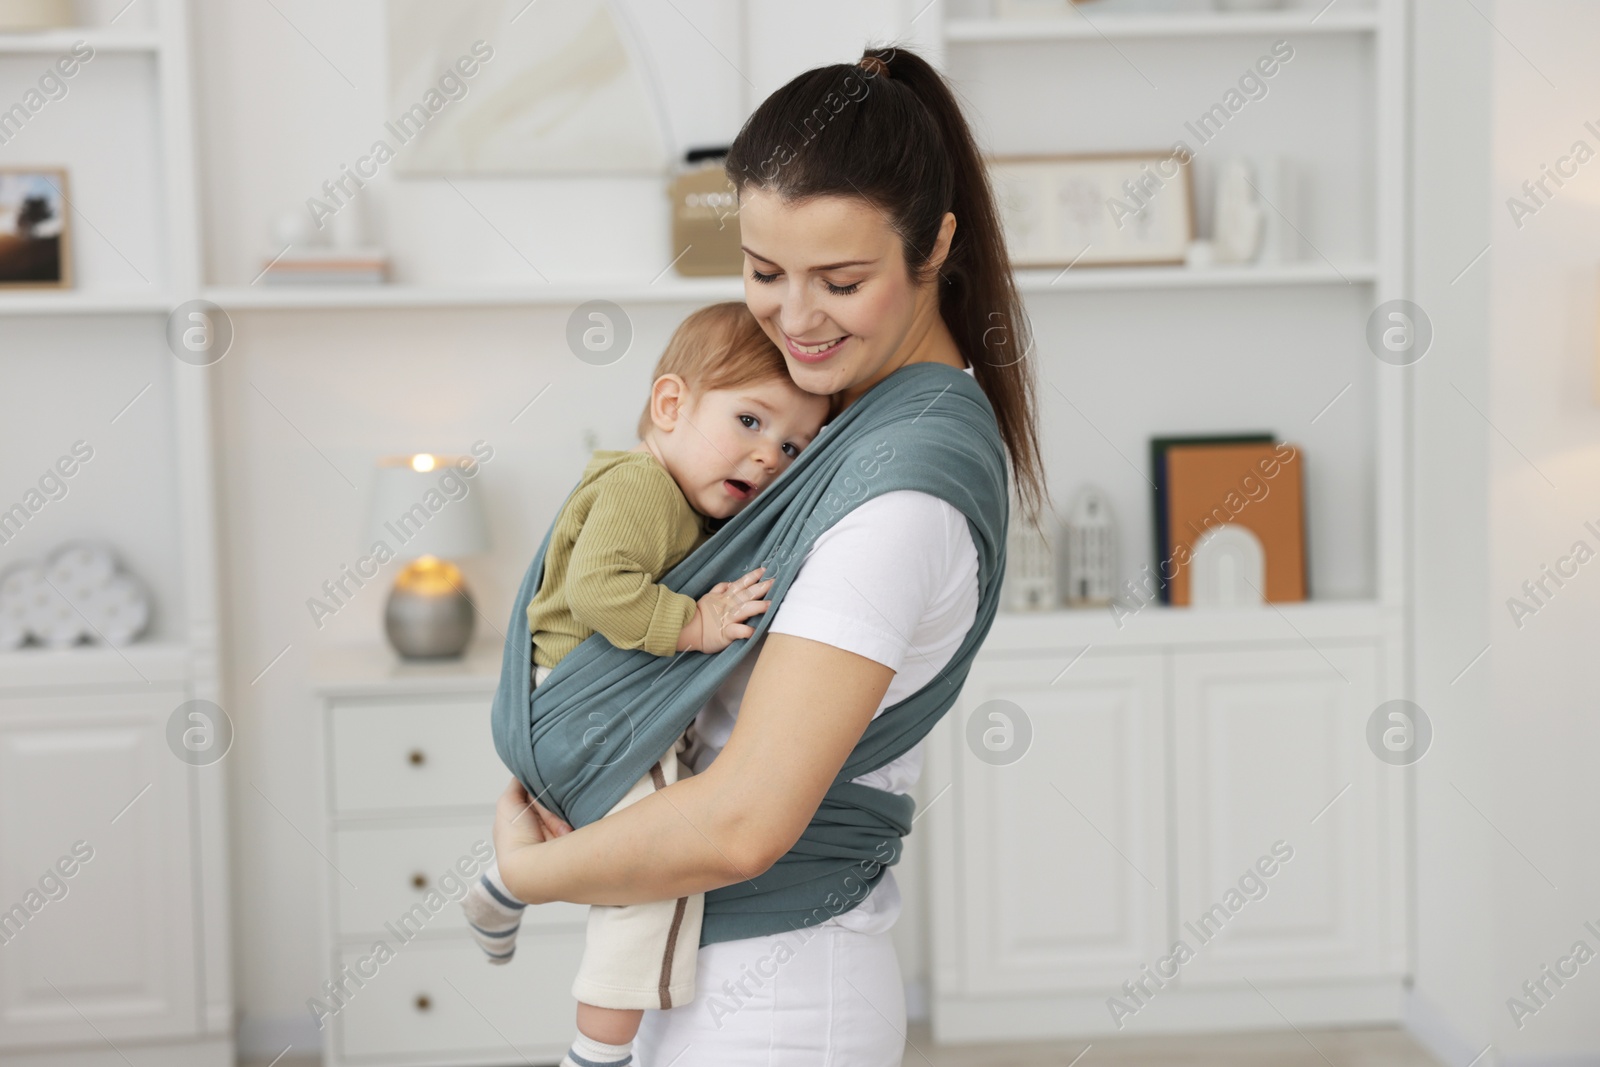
[[725, 44, 1046, 514]]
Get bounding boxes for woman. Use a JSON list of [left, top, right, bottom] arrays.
[[491, 45, 1043, 1064]]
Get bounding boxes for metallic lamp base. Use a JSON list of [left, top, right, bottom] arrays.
[[384, 557, 475, 660]]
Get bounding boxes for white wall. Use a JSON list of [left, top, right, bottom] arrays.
[[1414, 2, 1600, 1062], [1407, 0, 1498, 1057], [1481, 1, 1600, 1058]]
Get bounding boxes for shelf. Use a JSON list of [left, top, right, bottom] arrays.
[[0, 641, 192, 691], [0, 291, 172, 315], [0, 29, 162, 53], [306, 601, 1396, 690], [0, 264, 1373, 318], [944, 10, 1379, 42], [985, 598, 1396, 653], [204, 276, 749, 311], [1015, 260, 1376, 292], [200, 262, 1373, 312]]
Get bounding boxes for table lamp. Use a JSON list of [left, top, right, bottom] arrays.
[[365, 453, 490, 659]]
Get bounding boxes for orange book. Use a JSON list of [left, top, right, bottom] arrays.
[[1164, 442, 1306, 606]]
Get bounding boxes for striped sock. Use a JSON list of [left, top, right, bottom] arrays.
[[461, 865, 524, 964], [561, 1033, 632, 1067]]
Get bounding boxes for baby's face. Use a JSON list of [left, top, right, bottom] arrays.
[[662, 378, 830, 520]]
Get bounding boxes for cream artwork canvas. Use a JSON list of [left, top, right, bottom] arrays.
[[386, 0, 671, 175], [989, 154, 1195, 267]]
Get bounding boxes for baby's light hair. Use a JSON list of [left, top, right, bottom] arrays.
[[637, 303, 799, 438]]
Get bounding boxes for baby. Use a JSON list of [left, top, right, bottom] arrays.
[[462, 302, 830, 1067]]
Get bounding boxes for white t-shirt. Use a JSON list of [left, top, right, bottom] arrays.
[[686, 488, 980, 933]]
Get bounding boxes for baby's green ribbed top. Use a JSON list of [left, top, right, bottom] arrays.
[[525, 450, 709, 668]]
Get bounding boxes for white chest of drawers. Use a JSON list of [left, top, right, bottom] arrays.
[[312, 644, 585, 1067]]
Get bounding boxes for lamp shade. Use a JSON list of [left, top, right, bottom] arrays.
[[365, 454, 490, 562]]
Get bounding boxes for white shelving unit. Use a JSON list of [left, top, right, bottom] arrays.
[[924, 0, 1413, 1042], [193, 260, 1376, 312], [943, 10, 1380, 40], [1012, 260, 1376, 291], [202, 275, 752, 311], [0, 1, 232, 1063], [929, 0, 1407, 620], [0, 29, 161, 53], [0, 291, 175, 314]]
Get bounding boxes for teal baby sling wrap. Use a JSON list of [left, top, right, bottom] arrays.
[[490, 362, 1008, 945]]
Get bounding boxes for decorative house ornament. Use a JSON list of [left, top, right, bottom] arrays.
[[1064, 486, 1116, 607], [1005, 506, 1058, 612]]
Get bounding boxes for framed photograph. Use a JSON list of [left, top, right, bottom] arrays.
[[988, 152, 1194, 268], [0, 169, 71, 289]]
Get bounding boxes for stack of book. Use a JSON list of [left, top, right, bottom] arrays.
[[259, 247, 389, 286]]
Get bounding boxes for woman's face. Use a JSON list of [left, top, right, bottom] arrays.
[[738, 188, 945, 404]]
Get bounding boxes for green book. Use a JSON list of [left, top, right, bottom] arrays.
[[1149, 432, 1274, 604]]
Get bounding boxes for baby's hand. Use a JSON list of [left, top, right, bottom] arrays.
[[677, 567, 774, 654]]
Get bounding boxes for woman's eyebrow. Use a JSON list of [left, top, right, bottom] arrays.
[[739, 246, 877, 272]]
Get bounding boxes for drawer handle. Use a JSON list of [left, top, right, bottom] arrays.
[[415, 994, 432, 1012], [411, 873, 427, 890], [408, 749, 426, 766]]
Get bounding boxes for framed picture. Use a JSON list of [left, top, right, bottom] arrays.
[[0, 169, 71, 289], [387, 0, 675, 175], [988, 152, 1194, 268]]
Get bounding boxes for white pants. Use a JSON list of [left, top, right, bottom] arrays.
[[573, 731, 701, 1009], [533, 664, 701, 1009], [633, 920, 906, 1066]]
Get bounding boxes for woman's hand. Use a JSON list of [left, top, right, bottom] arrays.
[[474, 636, 893, 908], [492, 779, 573, 902]]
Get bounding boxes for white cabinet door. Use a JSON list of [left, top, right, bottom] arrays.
[[1171, 643, 1388, 984], [330, 820, 588, 938], [935, 651, 1167, 995], [0, 690, 199, 1048], [328, 699, 509, 816], [331, 933, 586, 1064]]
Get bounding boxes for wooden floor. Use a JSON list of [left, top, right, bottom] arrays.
[[242, 1023, 1444, 1067], [899, 1023, 1445, 1066]]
